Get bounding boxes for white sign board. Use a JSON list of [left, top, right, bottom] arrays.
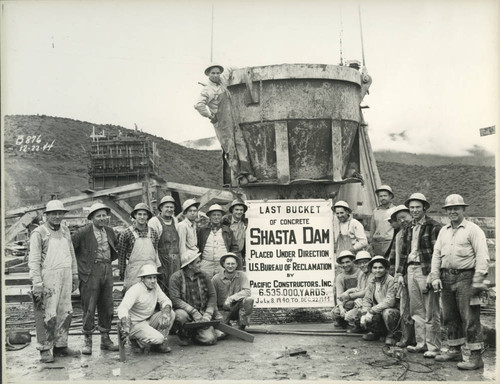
[[246, 199, 335, 308]]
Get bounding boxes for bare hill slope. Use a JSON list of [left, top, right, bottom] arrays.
[[3, 115, 495, 216]]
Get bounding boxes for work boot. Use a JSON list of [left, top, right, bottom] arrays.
[[362, 332, 377, 341], [385, 335, 395, 346], [247, 174, 257, 183], [435, 346, 462, 362], [100, 333, 119, 351], [130, 339, 143, 353], [457, 350, 484, 370], [40, 350, 55, 363], [347, 325, 364, 334], [153, 341, 171, 354], [53, 346, 81, 357], [82, 334, 92, 355], [407, 344, 427, 353], [396, 340, 408, 348]]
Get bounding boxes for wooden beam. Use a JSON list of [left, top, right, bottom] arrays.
[[115, 200, 134, 214], [198, 189, 234, 211], [5, 211, 39, 244], [113, 190, 144, 201], [164, 182, 212, 196], [215, 323, 255, 342], [101, 197, 132, 225], [274, 121, 290, 184], [331, 119, 343, 181]]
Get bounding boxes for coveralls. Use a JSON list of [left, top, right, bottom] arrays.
[[148, 215, 180, 295], [28, 223, 78, 351], [122, 226, 161, 290], [333, 216, 368, 256], [370, 204, 396, 256]]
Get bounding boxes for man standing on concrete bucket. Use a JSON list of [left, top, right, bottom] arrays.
[[194, 63, 257, 185], [72, 202, 120, 355], [28, 200, 81, 363]]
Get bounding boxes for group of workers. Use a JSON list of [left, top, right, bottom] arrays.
[[331, 185, 490, 371], [28, 196, 254, 363], [28, 183, 489, 371]]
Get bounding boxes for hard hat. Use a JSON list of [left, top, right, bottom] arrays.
[[385, 207, 396, 222], [204, 63, 224, 76], [219, 252, 242, 268], [229, 199, 248, 213], [354, 250, 372, 263], [181, 250, 201, 268], [87, 202, 111, 220], [137, 264, 160, 278], [368, 255, 390, 270], [375, 185, 394, 197], [158, 195, 176, 210], [333, 201, 351, 212], [182, 198, 200, 214], [405, 193, 430, 210], [45, 200, 69, 214], [442, 194, 469, 209], [390, 204, 410, 222], [336, 250, 355, 263], [206, 204, 225, 216], [131, 203, 153, 219]]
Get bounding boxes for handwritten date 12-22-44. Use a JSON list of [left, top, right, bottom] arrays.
[[15, 135, 55, 152]]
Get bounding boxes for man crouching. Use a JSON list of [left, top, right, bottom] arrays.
[[117, 265, 175, 354], [169, 250, 218, 346], [212, 252, 254, 330]]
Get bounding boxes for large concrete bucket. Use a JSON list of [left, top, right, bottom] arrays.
[[216, 63, 367, 200]]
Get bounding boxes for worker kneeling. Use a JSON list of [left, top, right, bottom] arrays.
[[212, 252, 254, 332], [169, 250, 219, 346], [358, 256, 400, 346], [117, 264, 175, 354]]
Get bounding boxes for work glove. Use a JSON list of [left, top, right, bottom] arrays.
[[223, 297, 233, 311], [72, 274, 79, 292], [354, 298, 363, 308], [365, 312, 374, 323], [192, 310, 203, 322], [472, 273, 488, 296], [338, 304, 346, 317], [431, 279, 442, 293], [119, 317, 130, 341], [201, 312, 212, 323], [209, 115, 218, 124], [31, 284, 44, 302]]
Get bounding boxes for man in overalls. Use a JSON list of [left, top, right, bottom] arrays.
[[177, 198, 201, 257], [332, 200, 368, 256], [118, 203, 161, 291], [148, 195, 180, 296], [72, 202, 119, 355], [28, 200, 80, 363], [370, 185, 396, 256]]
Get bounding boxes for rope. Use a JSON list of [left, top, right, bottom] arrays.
[[366, 345, 434, 381]]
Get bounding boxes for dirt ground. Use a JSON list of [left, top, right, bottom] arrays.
[[3, 323, 496, 382]]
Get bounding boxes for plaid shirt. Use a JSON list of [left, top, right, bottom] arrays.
[[117, 224, 159, 279], [399, 215, 441, 276]]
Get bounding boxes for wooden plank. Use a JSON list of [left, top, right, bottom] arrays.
[[115, 200, 134, 214], [182, 321, 220, 330], [198, 190, 234, 211], [5, 211, 39, 244], [165, 182, 234, 201], [101, 197, 132, 225], [215, 322, 255, 342], [331, 120, 343, 181], [274, 121, 290, 184]]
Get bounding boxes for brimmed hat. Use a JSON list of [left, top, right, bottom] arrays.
[[206, 204, 225, 216], [375, 185, 394, 197], [182, 198, 200, 214], [390, 204, 410, 222], [368, 255, 390, 270], [137, 264, 160, 278], [219, 252, 241, 268], [229, 199, 248, 213], [158, 195, 176, 210], [204, 63, 224, 76], [333, 201, 351, 212], [337, 250, 355, 263], [131, 203, 153, 219], [385, 207, 396, 222], [87, 202, 111, 220], [181, 250, 201, 268], [405, 192, 430, 210], [442, 194, 469, 209], [45, 200, 69, 214], [354, 251, 372, 263]]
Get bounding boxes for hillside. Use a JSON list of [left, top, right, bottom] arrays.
[[3, 115, 496, 216]]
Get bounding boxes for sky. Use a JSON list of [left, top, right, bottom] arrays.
[[1, 0, 499, 156]]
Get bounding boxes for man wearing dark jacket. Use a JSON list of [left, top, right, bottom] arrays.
[[72, 203, 119, 354], [399, 193, 442, 358], [197, 204, 239, 277]]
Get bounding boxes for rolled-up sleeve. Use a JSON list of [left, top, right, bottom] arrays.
[[352, 220, 368, 251]]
